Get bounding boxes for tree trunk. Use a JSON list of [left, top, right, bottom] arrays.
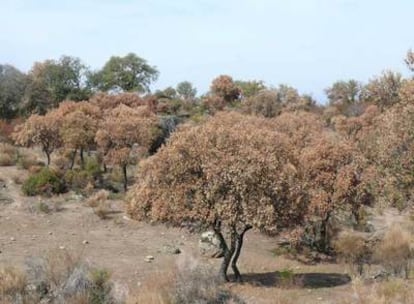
[[122, 164, 128, 192], [231, 225, 252, 282], [319, 212, 331, 253], [45, 151, 51, 166], [70, 149, 77, 170], [219, 231, 236, 282], [213, 220, 230, 282], [80, 148, 85, 169]]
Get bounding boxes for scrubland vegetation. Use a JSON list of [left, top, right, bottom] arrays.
[[2, 50, 414, 302]]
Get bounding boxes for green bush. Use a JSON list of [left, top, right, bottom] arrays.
[[22, 168, 66, 196], [64, 169, 94, 192], [85, 157, 102, 179], [89, 269, 114, 304]]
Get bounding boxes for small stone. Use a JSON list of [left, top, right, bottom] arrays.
[[144, 255, 154, 263], [162, 245, 181, 255], [59, 246, 65, 250], [48, 232, 53, 235], [82, 240, 89, 245], [10, 237, 15, 241]]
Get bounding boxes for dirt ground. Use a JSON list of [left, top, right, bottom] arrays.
[[0, 165, 365, 303]]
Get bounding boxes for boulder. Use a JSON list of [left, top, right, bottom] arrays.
[[199, 231, 224, 258]]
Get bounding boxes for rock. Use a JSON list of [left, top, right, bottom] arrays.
[[144, 255, 154, 263], [59, 246, 65, 250], [48, 232, 53, 235], [199, 231, 224, 258], [162, 245, 181, 255], [82, 240, 89, 245], [10, 237, 15, 241]]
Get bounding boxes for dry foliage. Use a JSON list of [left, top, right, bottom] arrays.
[[128, 111, 307, 281], [210, 75, 241, 102], [96, 104, 160, 191], [86, 190, 112, 219], [334, 231, 371, 275], [12, 111, 62, 165], [373, 225, 413, 278]]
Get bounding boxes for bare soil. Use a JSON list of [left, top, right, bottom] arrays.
[[0, 165, 364, 303]]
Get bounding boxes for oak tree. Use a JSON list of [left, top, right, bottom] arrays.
[[127, 112, 308, 281], [89, 53, 158, 93], [95, 104, 159, 191], [12, 112, 62, 165]]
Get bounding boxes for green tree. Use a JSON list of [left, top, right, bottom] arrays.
[[235, 80, 266, 98], [23, 56, 90, 114], [176, 81, 197, 101], [325, 80, 361, 106], [90, 53, 158, 93], [0, 64, 27, 119]]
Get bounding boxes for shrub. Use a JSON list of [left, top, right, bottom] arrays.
[[0, 153, 15, 166], [171, 265, 245, 304], [334, 231, 371, 275], [0, 267, 29, 301], [16, 151, 40, 170], [86, 190, 112, 219], [0, 250, 122, 303], [0, 143, 18, 166], [22, 167, 66, 196], [84, 157, 102, 179], [37, 201, 51, 214], [11, 174, 25, 185], [89, 269, 114, 304], [374, 225, 413, 278], [128, 264, 244, 304], [341, 278, 414, 304], [64, 169, 95, 192]]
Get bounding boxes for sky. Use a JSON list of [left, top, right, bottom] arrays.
[[1, 0, 413, 102]]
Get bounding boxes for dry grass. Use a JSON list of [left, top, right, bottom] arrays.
[[86, 190, 113, 219], [0, 267, 28, 297], [0, 143, 17, 166], [0, 153, 15, 166], [0, 250, 121, 303], [373, 225, 413, 278], [127, 271, 175, 304], [334, 231, 371, 276], [16, 152, 40, 170], [127, 257, 244, 304], [339, 277, 414, 304], [11, 173, 25, 185]]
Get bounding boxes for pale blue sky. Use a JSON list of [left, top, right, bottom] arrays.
[[1, 0, 413, 101]]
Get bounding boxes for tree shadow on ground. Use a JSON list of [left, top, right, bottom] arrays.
[[234, 272, 351, 288]]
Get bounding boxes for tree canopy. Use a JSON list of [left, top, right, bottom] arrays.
[[127, 112, 308, 281], [89, 53, 159, 93]]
